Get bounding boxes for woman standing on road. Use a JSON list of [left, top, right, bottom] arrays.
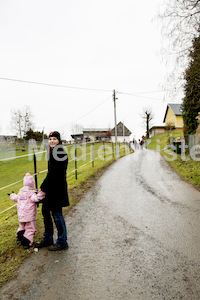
[[36, 131, 70, 251]]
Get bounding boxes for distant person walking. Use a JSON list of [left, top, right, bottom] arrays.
[[10, 173, 45, 249], [140, 139, 144, 149], [138, 139, 141, 149], [133, 138, 137, 150], [36, 131, 70, 251]]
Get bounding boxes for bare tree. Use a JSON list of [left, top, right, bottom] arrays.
[[160, 0, 200, 57], [71, 123, 83, 134], [141, 108, 154, 138], [10, 106, 34, 138], [159, 0, 200, 97]]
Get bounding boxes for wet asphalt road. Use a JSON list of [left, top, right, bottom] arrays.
[[1, 149, 200, 299]]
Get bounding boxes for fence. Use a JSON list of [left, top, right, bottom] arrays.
[[0, 141, 132, 215], [0, 138, 44, 160], [170, 134, 200, 153], [188, 135, 200, 151], [187, 135, 200, 160]]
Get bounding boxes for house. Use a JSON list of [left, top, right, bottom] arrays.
[[163, 103, 184, 128], [70, 133, 84, 142], [149, 126, 167, 137], [82, 128, 111, 142], [71, 122, 132, 143], [149, 103, 184, 137], [110, 122, 132, 143]]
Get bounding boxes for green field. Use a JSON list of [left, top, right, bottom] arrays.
[[0, 141, 132, 286]]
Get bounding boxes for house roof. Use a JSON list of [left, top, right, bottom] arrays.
[[71, 133, 84, 139], [83, 128, 109, 132], [110, 121, 132, 136], [163, 103, 182, 123], [81, 122, 131, 137], [150, 126, 167, 130]]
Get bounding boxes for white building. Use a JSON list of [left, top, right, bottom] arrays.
[[71, 121, 132, 143]]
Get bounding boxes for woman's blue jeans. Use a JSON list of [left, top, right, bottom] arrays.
[[42, 203, 68, 247]]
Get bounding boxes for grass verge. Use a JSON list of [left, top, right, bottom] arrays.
[[148, 130, 200, 189]]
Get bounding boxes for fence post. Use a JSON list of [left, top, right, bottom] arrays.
[[33, 153, 39, 207], [33, 153, 38, 189], [75, 143, 77, 179], [103, 141, 106, 161], [112, 142, 114, 158], [92, 142, 94, 167]]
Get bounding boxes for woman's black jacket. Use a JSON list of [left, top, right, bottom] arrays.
[[40, 144, 69, 210]]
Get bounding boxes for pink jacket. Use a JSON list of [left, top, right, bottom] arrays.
[[10, 187, 45, 222]]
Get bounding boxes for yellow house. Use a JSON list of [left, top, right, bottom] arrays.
[[163, 103, 184, 128]]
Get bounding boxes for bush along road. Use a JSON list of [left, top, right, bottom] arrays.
[[1, 149, 200, 299]]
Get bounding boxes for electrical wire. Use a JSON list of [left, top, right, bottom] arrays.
[[117, 89, 167, 95], [116, 91, 166, 101], [0, 76, 112, 93], [0, 76, 167, 132], [0, 76, 167, 98], [56, 95, 112, 130]]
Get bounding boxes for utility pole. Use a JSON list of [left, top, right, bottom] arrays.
[[145, 111, 150, 138], [123, 119, 125, 142], [113, 89, 118, 156], [16, 112, 22, 139], [42, 127, 44, 141]]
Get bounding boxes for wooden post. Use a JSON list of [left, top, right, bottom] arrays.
[[92, 142, 94, 167], [33, 154, 38, 189], [103, 141, 106, 161], [33, 153, 39, 207], [113, 89, 118, 156], [75, 143, 77, 179]]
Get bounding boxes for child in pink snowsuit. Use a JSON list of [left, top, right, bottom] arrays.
[[10, 173, 45, 249]]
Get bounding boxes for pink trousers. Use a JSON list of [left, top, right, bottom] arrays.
[[17, 221, 37, 245]]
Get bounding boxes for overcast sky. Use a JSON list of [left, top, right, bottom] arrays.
[[0, 0, 180, 140]]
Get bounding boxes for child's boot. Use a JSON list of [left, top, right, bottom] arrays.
[[21, 236, 31, 249], [17, 230, 25, 242]]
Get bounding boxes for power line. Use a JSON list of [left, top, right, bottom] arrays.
[[71, 95, 112, 123], [116, 91, 166, 101], [56, 95, 112, 129], [0, 76, 167, 97], [0, 76, 112, 93], [117, 89, 167, 95]]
